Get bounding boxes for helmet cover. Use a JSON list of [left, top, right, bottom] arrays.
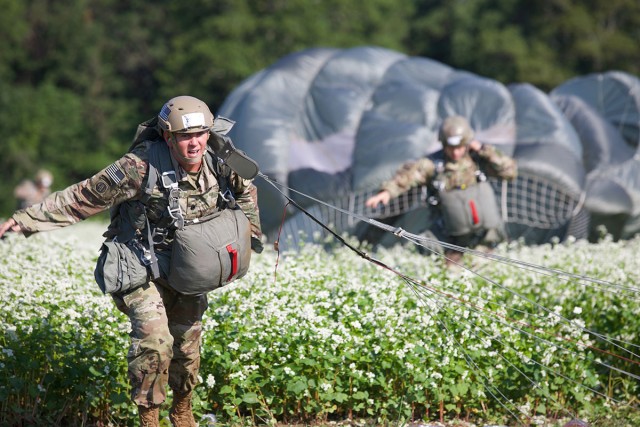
[[439, 116, 474, 147], [157, 96, 214, 133]]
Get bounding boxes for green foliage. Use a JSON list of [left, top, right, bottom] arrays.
[[2, 0, 639, 218], [1, 223, 639, 425]]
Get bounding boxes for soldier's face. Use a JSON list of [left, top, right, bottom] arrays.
[[166, 131, 209, 170], [444, 145, 467, 162]]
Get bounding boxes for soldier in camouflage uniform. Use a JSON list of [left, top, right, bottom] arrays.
[[365, 116, 517, 267], [0, 96, 262, 427], [13, 169, 54, 209]]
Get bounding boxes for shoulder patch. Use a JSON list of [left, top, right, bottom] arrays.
[[94, 178, 111, 195], [106, 164, 125, 185]]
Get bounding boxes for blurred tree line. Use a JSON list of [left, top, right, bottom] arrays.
[[1, 0, 638, 216]]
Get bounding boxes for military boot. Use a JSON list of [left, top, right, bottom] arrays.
[[169, 392, 197, 427], [138, 404, 160, 427]]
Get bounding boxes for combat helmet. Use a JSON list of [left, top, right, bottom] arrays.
[[439, 116, 474, 147], [157, 96, 214, 134]]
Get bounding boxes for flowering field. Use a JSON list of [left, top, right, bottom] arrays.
[[1, 221, 639, 426]]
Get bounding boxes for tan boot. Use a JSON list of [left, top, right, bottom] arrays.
[[138, 405, 160, 427], [169, 392, 197, 427]]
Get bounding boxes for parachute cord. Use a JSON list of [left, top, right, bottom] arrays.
[[257, 172, 640, 364], [256, 172, 640, 417], [258, 173, 636, 292], [273, 201, 291, 283], [256, 175, 411, 275]]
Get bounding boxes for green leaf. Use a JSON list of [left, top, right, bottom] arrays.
[[286, 379, 307, 394], [242, 392, 259, 404]]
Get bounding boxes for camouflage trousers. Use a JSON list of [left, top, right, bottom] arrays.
[[112, 281, 208, 408]]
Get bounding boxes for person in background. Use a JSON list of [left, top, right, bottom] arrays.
[[14, 169, 54, 209], [365, 115, 517, 267], [0, 95, 263, 427]]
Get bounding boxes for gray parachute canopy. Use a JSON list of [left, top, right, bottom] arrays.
[[218, 46, 640, 247]]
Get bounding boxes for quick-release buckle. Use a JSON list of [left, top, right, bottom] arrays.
[[166, 186, 185, 229], [220, 189, 236, 208], [167, 205, 185, 229], [161, 171, 178, 189]]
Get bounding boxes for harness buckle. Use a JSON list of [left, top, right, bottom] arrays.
[[167, 205, 185, 229], [220, 189, 236, 209], [151, 227, 169, 245], [132, 239, 153, 266], [161, 171, 178, 189]]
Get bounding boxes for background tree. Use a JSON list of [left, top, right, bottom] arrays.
[[1, 0, 638, 216]]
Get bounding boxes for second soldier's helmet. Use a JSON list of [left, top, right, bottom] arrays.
[[157, 96, 214, 133], [439, 116, 474, 147]]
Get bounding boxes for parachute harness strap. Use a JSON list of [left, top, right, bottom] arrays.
[[162, 170, 186, 230]]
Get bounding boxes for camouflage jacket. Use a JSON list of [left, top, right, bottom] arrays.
[[381, 144, 517, 198], [12, 140, 262, 238]]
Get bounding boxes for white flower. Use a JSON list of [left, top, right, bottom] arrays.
[[573, 306, 583, 314], [206, 374, 216, 388]]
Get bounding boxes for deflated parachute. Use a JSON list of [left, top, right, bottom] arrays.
[[550, 71, 640, 240], [218, 46, 640, 248]]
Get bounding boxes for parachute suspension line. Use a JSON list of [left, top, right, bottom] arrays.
[[257, 172, 640, 372], [273, 200, 291, 283], [400, 229, 640, 364], [400, 234, 640, 381], [257, 173, 640, 421], [402, 283, 532, 425], [411, 250, 640, 376], [385, 260, 610, 423], [408, 231, 640, 296], [398, 253, 638, 418], [256, 174, 396, 275], [423, 289, 629, 420], [405, 283, 586, 424], [260, 172, 631, 293]]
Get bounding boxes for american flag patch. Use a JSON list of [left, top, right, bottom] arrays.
[[159, 104, 171, 121], [106, 164, 125, 184]]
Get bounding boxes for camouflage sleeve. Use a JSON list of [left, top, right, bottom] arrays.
[[477, 144, 518, 180], [380, 158, 436, 198], [230, 173, 262, 238], [12, 153, 147, 234]]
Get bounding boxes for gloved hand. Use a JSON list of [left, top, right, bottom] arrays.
[[251, 235, 264, 253]]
